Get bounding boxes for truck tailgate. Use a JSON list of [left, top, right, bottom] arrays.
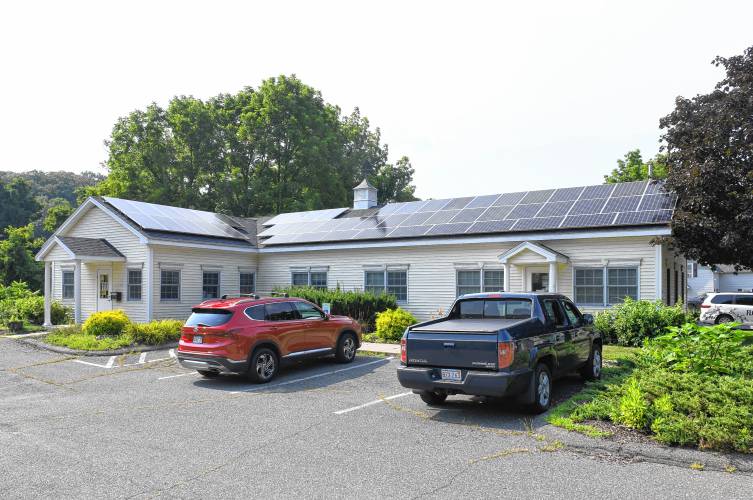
[[406, 331, 498, 370]]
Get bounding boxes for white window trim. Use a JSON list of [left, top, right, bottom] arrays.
[[455, 267, 506, 297], [126, 267, 143, 302], [573, 266, 640, 307], [363, 268, 409, 304], [290, 267, 329, 288], [202, 270, 222, 299], [160, 268, 182, 302], [62, 270, 75, 300]]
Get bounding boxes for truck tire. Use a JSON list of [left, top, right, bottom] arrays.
[[528, 363, 552, 414], [419, 390, 448, 406], [579, 343, 602, 381]]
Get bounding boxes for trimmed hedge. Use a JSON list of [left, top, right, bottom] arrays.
[[375, 308, 418, 342], [280, 287, 397, 331], [593, 298, 693, 346], [82, 310, 131, 337], [126, 320, 183, 345]]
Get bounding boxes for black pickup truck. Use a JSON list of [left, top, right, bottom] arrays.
[[396, 292, 601, 413]]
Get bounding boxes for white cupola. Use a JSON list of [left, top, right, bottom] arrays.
[[353, 179, 378, 209]]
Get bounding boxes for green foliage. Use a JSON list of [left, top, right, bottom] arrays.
[[42, 199, 74, 234], [82, 310, 131, 337], [375, 308, 418, 342], [281, 287, 397, 331], [604, 149, 668, 183], [661, 45, 753, 269], [643, 322, 753, 376], [0, 177, 41, 232], [45, 326, 134, 351], [86, 75, 417, 217], [125, 320, 183, 345], [0, 170, 104, 207], [593, 298, 692, 346], [0, 224, 43, 290], [0, 281, 69, 326], [613, 378, 650, 429]]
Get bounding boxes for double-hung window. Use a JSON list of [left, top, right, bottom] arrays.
[[127, 269, 142, 301], [574, 267, 638, 306], [202, 271, 220, 299], [364, 268, 408, 303], [62, 271, 74, 299], [456, 269, 505, 297], [291, 269, 328, 289], [160, 270, 180, 301], [239, 272, 255, 295]]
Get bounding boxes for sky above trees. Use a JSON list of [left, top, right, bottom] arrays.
[[1, 0, 752, 199]]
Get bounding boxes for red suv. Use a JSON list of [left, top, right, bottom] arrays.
[[177, 296, 362, 383]]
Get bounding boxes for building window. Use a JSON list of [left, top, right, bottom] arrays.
[[240, 272, 255, 295], [456, 269, 505, 296], [291, 270, 327, 289], [202, 271, 220, 299], [575, 267, 638, 306], [160, 270, 180, 301], [127, 269, 142, 301], [688, 261, 698, 279], [365, 269, 408, 303], [62, 271, 74, 299]]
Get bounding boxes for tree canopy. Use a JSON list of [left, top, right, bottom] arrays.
[[0, 224, 42, 291], [661, 45, 753, 269], [604, 149, 667, 183], [85, 75, 417, 217]]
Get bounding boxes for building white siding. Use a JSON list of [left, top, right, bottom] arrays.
[[688, 264, 716, 298], [719, 272, 753, 292]]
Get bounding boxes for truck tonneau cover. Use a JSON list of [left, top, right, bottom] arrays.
[[411, 318, 528, 333]]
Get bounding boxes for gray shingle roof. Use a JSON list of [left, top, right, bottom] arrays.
[[57, 237, 125, 259]]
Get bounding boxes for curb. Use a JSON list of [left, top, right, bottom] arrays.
[[541, 423, 753, 474], [15, 336, 179, 357]]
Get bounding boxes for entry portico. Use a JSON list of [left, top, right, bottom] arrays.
[[498, 241, 569, 293]]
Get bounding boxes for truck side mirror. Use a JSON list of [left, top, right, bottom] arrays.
[[582, 314, 594, 325]]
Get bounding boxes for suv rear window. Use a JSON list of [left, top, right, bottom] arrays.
[[710, 294, 734, 305], [450, 299, 532, 319], [185, 309, 234, 327]]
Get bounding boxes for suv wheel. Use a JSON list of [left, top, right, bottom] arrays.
[[716, 314, 734, 324], [579, 343, 602, 381], [248, 348, 278, 384], [335, 332, 358, 364], [529, 363, 552, 414], [419, 390, 447, 405]]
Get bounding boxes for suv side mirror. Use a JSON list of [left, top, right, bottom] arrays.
[[323, 313, 331, 321], [582, 313, 594, 325]]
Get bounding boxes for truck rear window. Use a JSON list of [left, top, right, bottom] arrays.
[[450, 299, 533, 319], [185, 309, 234, 327]]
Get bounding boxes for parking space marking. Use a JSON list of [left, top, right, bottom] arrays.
[[105, 356, 115, 368], [334, 391, 412, 415], [72, 359, 112, 369], [138, 352, 147, 364], [169, 349, 176, 358], [158, 372, 200, 380]]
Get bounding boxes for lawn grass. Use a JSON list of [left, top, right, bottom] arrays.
[[44, 327, 135, 351]]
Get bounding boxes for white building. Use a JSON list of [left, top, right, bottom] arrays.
[[36, 180, 685, 325], [687, 262, 753, 298]]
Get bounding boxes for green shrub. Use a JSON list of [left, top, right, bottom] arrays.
[[46, 326, 134, 350], [82, 310, 131, 337], [11, 296, 71, 325], [594, 298, 692, 346], [375, 308, 417, 342], [0, 281, 36, 301], [280, 287, 398, 331], [126, 320, 183, 345]]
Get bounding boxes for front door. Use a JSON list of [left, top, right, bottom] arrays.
[[527, 267, 549, 292], [97, 270, 112, 312]]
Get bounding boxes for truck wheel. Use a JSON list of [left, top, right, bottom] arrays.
[[716, 314, 734, 324], [197, 370, 220, 378], [335, 332, 358, 364], [419, 391, 448, 406], [528, 364, 552, 414], [247, 348, 278, 384], [579, 343, 602, 381]]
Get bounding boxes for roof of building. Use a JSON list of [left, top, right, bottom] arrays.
[[354, 179, 377, 190], [57, 236, 125, 259]]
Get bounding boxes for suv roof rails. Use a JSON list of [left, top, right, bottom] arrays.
[[270, 291, 289, 298], [221, 294, 261, 300]]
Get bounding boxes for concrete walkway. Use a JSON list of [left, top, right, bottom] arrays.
[[359, 341, 400, 354]]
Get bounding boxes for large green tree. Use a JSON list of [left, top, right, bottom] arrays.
[[661, 45, 753, 269], [0, 178, 40, 233], [0, 224, 43, 290], [604, 149, 668, 183], [86, 75, 417, 216]]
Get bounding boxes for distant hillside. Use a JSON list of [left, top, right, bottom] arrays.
[[0, 170, 105, 205]]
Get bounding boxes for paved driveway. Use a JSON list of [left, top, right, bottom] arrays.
[[1, 337, 750, 499]]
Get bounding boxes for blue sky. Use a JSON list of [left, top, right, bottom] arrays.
[[1, 0, 752, 199]]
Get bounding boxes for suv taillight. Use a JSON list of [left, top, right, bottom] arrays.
[[400, 338, 407, 364], [498, 342, 514, 369], [700, 304, 710, 308]]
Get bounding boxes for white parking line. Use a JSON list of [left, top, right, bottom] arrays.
[[73, 359, 111, 368], [334, 391, 412, 415], [158, 372, 200, 380], [169, 349, 176, 358], [105, 356, 115, 368], [138, 352, 147, 364]]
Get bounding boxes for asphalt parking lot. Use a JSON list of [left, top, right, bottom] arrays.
[[1, 337, 751, 499]]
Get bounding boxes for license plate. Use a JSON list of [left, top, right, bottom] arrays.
[[440, 368, 462, 382], [193, 335, 203, 344]]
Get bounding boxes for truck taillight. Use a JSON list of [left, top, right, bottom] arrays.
[[400, 338, 407, 364], [498, 342, 514, 369]]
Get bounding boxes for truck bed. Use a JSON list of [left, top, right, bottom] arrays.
[[411, 318, 527, 333]]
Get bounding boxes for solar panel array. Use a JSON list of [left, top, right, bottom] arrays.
[[104, 197, 248, 240], [263, 207, 348, 226], [259, 180, 675, 246]]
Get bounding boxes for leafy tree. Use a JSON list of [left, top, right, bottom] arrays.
[[660, 45, 753, 269], [42, 198, 73, 234], [0, 178, 41, 233], [604, 149, 668, 183], [0, 224, 43, 290], [0, 170, 104, 206], [370, 156, 418, 203]]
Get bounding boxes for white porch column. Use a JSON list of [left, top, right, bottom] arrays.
[[502, 263, 510, 292], [146, 246, 153, 322], [43, 261, 52, 327], [74, 259, 82, 325], [548, 261, 558, 293]]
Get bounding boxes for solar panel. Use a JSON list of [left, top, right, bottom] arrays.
[[612, 180, 647, 197], [512, 216, 564, 231], [394, 200, 429, 214], [615, 210, 673, 225], [105, 197, 248, 240], [426, 222, 472, 235], [507, 204, 543, 219], [465, 194, 500, 208], [425, 210, 461, 224], [441, 197, 475, 211], [638, 194, 676, 211], [644, 180, 667, 195], [400, 212, 434, 226], [569, 198, 607, 215], [450, 208, 487, 223], [263, 207, 348, 226], [562, 213, 615, 228], [354, 228, 390, 239], [494, 192, 527, 206], [418, 199, 451, 211], [521, 189, 555, 204], [549, 186, 585, 202], [377, 214, 409, 227], [387, 226, 431, 238], [477, 205, 514, 221], [602, 196, 642, 213], [581, 184, 614, 199], [537, 201, 575, 217], [467, 220, 516, 233]]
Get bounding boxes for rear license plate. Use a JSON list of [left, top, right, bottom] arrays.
[[440, 368, 461, 382], [193, 335, 203, 344]]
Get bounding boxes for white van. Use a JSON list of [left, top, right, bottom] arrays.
[[699, 293, 753, 324]]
